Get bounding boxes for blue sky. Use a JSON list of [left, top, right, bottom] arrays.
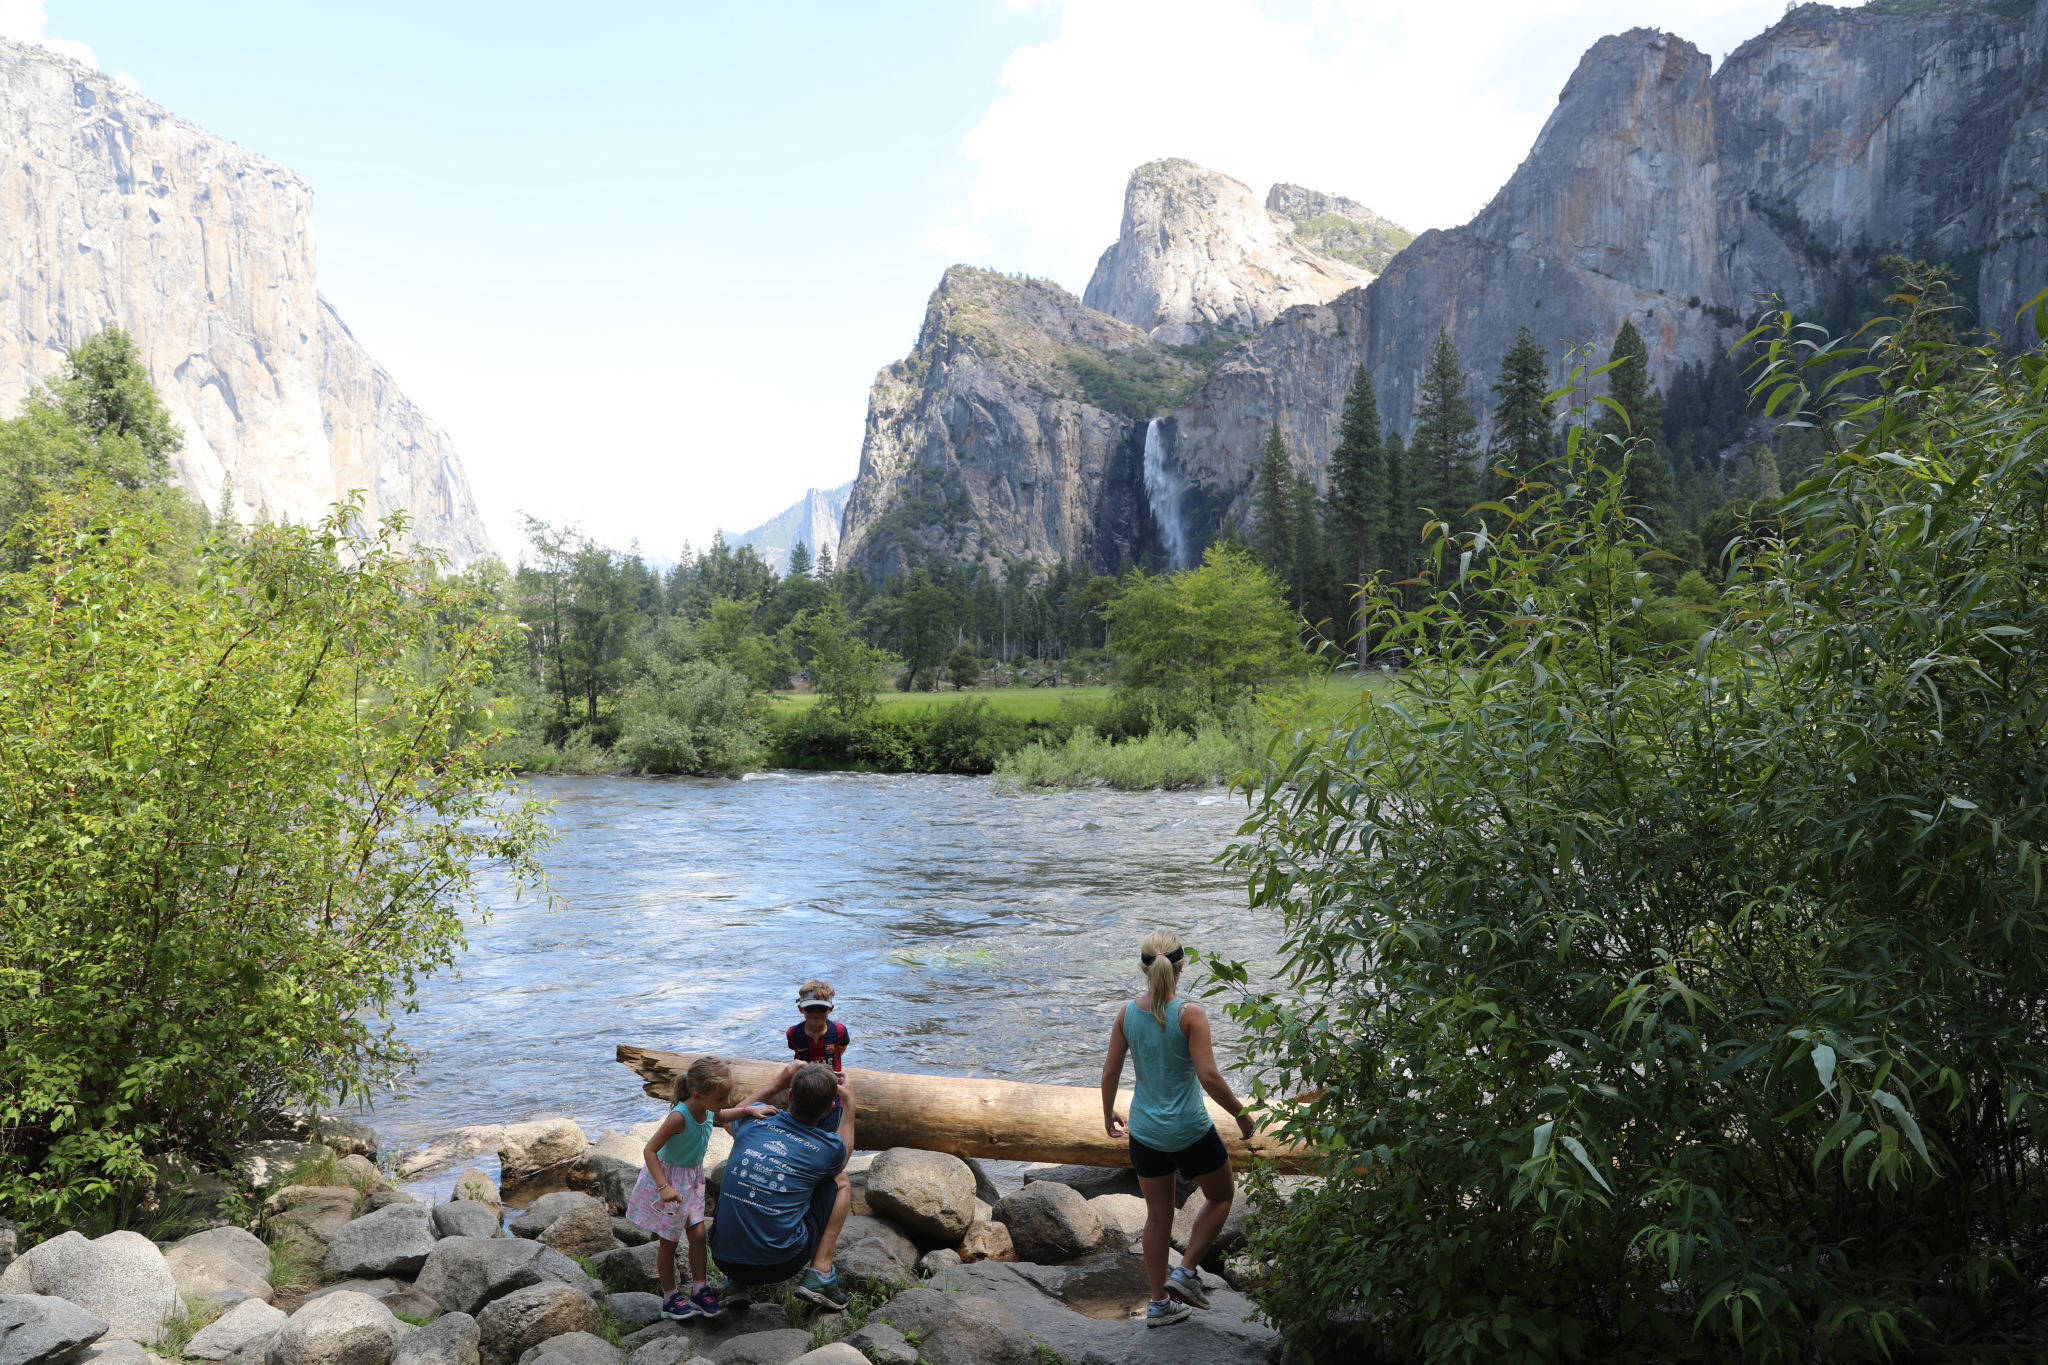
[[18, 0, 1812, 562]]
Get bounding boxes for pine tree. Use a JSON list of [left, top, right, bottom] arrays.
[[1410, 331, 1479, 540], [1594, 319, 1676, 538], [788, 541, 813, 577], [1325, 366, 1386, 663], [816, 543, 835, 579], [1288, 470, 1321, 618], [1254, 424, 1297, 587], [1382, 427, 1412, 581], [1490, 326, 1554, 487]]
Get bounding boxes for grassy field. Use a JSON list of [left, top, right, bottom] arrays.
[[766, 675, 1384, 722]]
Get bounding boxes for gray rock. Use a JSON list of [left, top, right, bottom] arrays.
[[1021, 1165, 1142, 1201], [862, 1150, 975, 1250], [401, 1131, 506, 1183], [236, 1142, 334, 1193], [303, 1283, 404, 1307], [834, 1239, 913, 1295], [959, 1159, 1001, 1210], [267, 1116, 382, 1161], [0, 1293, 111, 1365], [364, 1194, 418, 1213], [868, 1287, 1034, 1365], [74, 1342, 147, 1365], [449, 1173, 502, 1216], [507, 1195, 595, 1243], [583, 1246, 658, 1297], [932, 1256, 1280, 1364], [703, 1333, 810, 1365], [839, 1156, 871, 1219], [164, 1227, 274, 1307], [269, 1291, 405, 1365], [616, 1306, 790, 1359], [836, 1217, 915, 1268], [779, 1350, 862, 1365], [838, 1323, 915, 1365], [498, 1121, 588, 1202], [222, 1331, 281, 1365], [336, 1156, 388, 1192], [1087, 1193, 1149, 1249], [956, 1222, 1015, 1264], [415, 1240, 587, 1319], [474, 1286, 596, 1365], [328, 1204, 437, 1278], [0, 1231, 180, 1345], [914, 1249, 959, 1274], [538, 1204, 615, 1261], [0, 1222, 16, 1281], [992, 1181, 1103, 1264], [264, 1188, 361, 1256], [186, 1299, 289, 1360], [601, 1296, 661, 1332], [579, 1160, 637, 1219], [1170, 1188, 1249, 1260], [380, 1291, 444, 1325], [388, 1313, 477, 1365], [432, 1204, 501, 1243], [513, 1333, 618, 1365], [606, 1222, 650, 1249], [528, 1248, 604, 1307]]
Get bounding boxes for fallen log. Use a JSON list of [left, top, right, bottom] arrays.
[[617, 1045, 1314, 1172]]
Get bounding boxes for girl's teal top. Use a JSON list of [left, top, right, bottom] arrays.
[[656, 1100, 713, 1167], [1123, 999, 1214, 1152]]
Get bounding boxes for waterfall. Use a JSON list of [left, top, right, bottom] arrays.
[[1142, 419, 1193, 569]]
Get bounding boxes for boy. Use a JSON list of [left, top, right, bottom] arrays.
[[787, 979, 850, 1072]]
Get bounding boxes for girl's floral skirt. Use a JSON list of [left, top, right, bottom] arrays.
[[624, 1158, 705, 1242]]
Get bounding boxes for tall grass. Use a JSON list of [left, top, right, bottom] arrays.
[[996, 722, 1257, 791]]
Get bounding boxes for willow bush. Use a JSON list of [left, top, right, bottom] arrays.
[[1219, 286, 2048, 1361], [0, 493, 550, 1233]]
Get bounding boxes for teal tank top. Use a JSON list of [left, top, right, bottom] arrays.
[[1123, 999, 1214, 1152], [656, 1100, 713, 1167]]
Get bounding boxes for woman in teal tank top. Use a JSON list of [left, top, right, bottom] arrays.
[[1101, 928, 1257, 1329]]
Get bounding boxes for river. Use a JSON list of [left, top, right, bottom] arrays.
[[371, 771, 1286, 1172]]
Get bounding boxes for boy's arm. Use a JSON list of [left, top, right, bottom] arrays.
[[834, 1075, 856, 1157], [740, 1060, 801, 1109]]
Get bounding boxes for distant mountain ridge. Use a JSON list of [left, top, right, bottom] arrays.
[[730, 481, 851, 572]]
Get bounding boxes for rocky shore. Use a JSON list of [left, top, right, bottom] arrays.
[[0, 1114, 1290, 1365]]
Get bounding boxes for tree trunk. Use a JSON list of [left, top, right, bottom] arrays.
[[617, 1045, 1314, 1172]]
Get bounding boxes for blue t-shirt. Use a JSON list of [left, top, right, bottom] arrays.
[[709, 1111, 846, 1264]]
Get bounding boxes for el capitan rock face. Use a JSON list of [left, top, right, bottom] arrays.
[[0, 40, 491, 561]]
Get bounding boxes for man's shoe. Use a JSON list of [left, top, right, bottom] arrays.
[[1165, 1266, 1210, 1309], [794, 1267, 849, 1312], [687, 1285, 724, 1320], [718, 1282, 750, 1313], [1146, 1299, 1193, 1328], [658, 1291, 696, 1321]]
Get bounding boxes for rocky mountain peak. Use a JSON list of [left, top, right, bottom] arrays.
[[1082, 158, 1375, 345], [1264, 184, 1413, 274]]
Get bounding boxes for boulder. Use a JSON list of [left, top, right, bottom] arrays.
[[702, 1333, 810, 1365], [498, 1122, 587, 1201], [1020, 1164, 1140, 1201], [0, 1220, 17, 1279], [474, 1285, 596, 1365], [512, 1333, 619, 1365], [327, 1204, 437, 1278], [364, 1193, 417, 1213], [415, 1240, 591, 1319], [1087, 1194, 1149, 1249], [269, 1291, 405, 1365], [302, 1283, 402, 1307], [932, 1257, 1279, 1364], [616, 1305, 790, 1359], [148, 1157, 236, 1222], [834, 1238, 913, 1294], [606, 1222, 649, 1249], [222, 1331, 280, 1365], [585, 1132, 642, 1165], [992, 1182, 1103, 1264], [583, 1246, 658, 1297], [959, 1160, 1001, 1209], [834, 1217, 915, 1269], [601, 1296, 661, 1331], [389, 1313, 477, 1365], [970, 1200, 991, 1225], [868, 1287, 1034, 1365], [450, 1173, 502, 1216], [264, 1188, 361, 1256], [781, 1350, 865, 1365], [236, 1142, 333, 1193], [955, 1222, 1016, 1265], [401, 1130, 506, 1183], [302, 1282, 441, 1325], [538, 1206, 615, 1260], [185, 1299, 288, 1361], [839, 1156, 872, 1218], [508, 1196, 595, 1243], [164, 1227, 274, 1307], [74, 1343, 147, 1365], [838, 1323, 914, 1365], [0, 1230, 180, 1345], [914, 1249, 959, 1273], [0, 1293, 110, 1365], [1170, 1188, 1249, 1259], [578, 1160, 637, 1219], [267, 1116, 382, 1161], [861, 1150, 975, 1250], [336, 1157, 389, 1192], [432, 1203, 501, 1242]]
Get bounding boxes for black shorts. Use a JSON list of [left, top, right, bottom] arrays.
[[714, 1165, 843, 1286], [1129, 1126, 1228, 1180]]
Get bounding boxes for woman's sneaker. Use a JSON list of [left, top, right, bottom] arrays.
[[1146, 1299, 1193, 1328], [795, 1267, 849, 1312], [687, 1285, 724, 1320], [1166, 1266, 1211, 1309], [658, 1291, 696, 1321]]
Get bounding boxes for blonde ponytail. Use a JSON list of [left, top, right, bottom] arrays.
[[1139, 929, 1183, 1029]]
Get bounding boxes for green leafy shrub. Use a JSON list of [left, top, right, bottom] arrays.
[[1218, 297, 2048, 1360], [997, 721, 1255, 791], [769, 699, 1037, 774], [0, 494, 550, 1235], [613, 660, 766, 774]]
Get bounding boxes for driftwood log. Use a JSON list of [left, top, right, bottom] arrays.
[[617, 1044, 1313, 1172]]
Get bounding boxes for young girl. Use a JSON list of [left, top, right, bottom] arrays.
[[1100, 928, 1257, 1329], [626, 1055, 776, 1321]]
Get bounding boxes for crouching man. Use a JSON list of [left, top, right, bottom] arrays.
[[709, 1060, 854, 1311]]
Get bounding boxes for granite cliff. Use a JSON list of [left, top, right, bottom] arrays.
[[844, 2, 2048, 580], [0, 40, 492, 560], [732, 482, 851, 574]]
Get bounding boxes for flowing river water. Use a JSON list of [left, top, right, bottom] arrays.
[[371, 771, 1287, 1178]]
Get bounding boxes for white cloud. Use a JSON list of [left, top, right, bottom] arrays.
[[917, 225, 997, 261], [0, 0, 98, 70], [954, 0, 1820, 292]]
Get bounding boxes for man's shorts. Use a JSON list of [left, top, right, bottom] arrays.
[[1128, 1126, 1228, 1181]]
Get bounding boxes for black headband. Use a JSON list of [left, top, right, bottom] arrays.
[[1140, 948, 1185, 968]]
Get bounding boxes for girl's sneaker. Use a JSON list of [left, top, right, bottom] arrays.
[[687, 1285, 724, 1320], [795, 1266, 848, 1312], [658, 1291, 696, 1321], [1146, 1299, 1193, 1328], [1165, 1266, 1211, 1309]]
